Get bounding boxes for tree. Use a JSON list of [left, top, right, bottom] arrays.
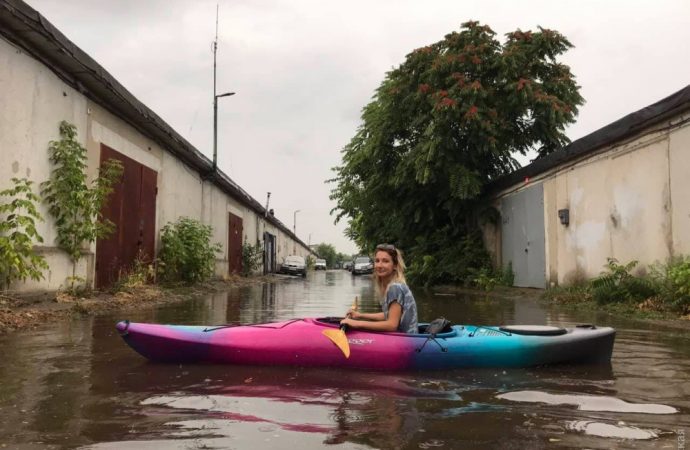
[[314, 243, 338, 268], [330, 22, 583, 285], [41, 121, 123, 290]]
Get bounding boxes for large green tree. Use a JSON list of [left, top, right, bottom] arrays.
[[314, 243, 338, 268], [330, 22, 583, 285]]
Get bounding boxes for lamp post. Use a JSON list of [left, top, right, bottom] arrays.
[[212, 5, 234, 173], [213, 92, 235, 172], [293, 210, 300, 236]]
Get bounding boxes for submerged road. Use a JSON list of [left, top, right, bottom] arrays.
[[0, 270, 688, 449]]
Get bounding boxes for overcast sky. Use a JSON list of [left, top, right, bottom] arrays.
[[26, 0, 690, 255]]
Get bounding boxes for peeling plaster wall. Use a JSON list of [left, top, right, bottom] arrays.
[[490, 116, 690, 286], [549, 135, 672, 284]]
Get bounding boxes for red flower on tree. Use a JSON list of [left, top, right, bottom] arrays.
[[465, 105, 479, 118]]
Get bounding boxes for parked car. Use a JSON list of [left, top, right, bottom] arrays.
[[343, 261, 353, 271], [352, 256, 373, 275], [315, 258, 327, 270], [280, 255, 307, 277]]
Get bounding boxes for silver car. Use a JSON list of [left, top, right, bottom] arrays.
[[281, 255, 307, 277], [352, 256, 373, 275]]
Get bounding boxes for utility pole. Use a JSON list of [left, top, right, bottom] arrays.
[[293, 210, 300, 236], [212, 4, 234, 173]]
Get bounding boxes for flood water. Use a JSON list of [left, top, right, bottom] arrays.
[[0, 270, 688, 449]]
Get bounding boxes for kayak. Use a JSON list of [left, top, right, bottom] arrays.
[[116, 318, 615, 370]]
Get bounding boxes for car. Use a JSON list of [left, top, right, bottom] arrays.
[[352, 256, 373, 275], [280, 255, 307, 277], [315, 259, 327, 270], [343, 261, 353, 271]]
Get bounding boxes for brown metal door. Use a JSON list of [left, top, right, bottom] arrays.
[[228, 212, 243, 274], [96, 144, 157, 288]]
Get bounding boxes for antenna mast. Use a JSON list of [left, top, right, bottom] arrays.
[[212, 4, 219, 173]]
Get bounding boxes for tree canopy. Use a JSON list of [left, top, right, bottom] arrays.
[[330, 22, 583, 285], [314, 243, 338, 268]]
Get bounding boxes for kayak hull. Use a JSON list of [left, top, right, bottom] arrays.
[[116, 318, 615, 370]]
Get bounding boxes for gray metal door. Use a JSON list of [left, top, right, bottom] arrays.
[[500, 183, 545, 288], [263, 232, 276, 274]]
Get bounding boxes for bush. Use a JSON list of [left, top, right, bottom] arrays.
[[157, 217, 221, 284], [407, 229, 492, 287], [651, 257, 690, 314], [0, 178, 48, 289], [241, 241, 263, 277], [590, 258, 657, 304]]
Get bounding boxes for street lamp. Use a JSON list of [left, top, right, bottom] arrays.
[[212, 6, 235, 173], [213, 91, 235, 173], [293, 210, 300, 236]]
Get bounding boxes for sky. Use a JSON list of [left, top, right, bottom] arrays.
[[26, 0, 690, 255]]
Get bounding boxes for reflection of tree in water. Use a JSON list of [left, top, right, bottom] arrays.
[[324, 391, 421, 449]]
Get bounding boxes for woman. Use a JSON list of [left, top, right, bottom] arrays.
[[340, 244, 418, 333]]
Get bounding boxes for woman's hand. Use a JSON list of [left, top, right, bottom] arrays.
[[346, 309, 361, 319], [340, 317, 354, 328]]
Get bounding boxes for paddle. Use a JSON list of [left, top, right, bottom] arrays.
[[322, 297, 358, 358]]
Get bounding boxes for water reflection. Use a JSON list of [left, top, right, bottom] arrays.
[[1, 274, 689, 449], [497, 390, 678, 414]]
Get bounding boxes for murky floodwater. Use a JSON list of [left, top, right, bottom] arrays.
[[0, 271, 688, 449]]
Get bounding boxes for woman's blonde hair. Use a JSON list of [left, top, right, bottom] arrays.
[[373, 244, 407, 299]]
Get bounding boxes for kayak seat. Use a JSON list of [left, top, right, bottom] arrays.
[[499, 325, 567, 336], [419, 317, 452, 335]]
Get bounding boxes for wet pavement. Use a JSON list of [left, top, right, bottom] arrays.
[[0, 270, 688, 449]]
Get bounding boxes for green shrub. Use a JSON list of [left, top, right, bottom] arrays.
[[0, 178, 49, 289], [241, 241, 263, 277], [473, 267, 497, 291], [157, 217, 221, 284], [590, 258, 657, 304], [497, 262, 515, 286], [651, 257, 690, 314], [407, 230, 492, 287]]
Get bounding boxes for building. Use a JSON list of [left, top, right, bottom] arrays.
[[484, 84, 690, 288], [0, 0, 314, 292]]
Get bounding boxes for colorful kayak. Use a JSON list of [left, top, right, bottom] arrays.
[[116, 318, 615, 370]]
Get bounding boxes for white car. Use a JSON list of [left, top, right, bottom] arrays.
[[352, 256, 373, 275], [281, 255, 307, 277], [315, 259, 327, 270]]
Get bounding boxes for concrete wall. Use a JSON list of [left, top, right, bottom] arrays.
[[489, 113, 690, 286], [0, 37, 89, 290], [0, 35, 310, 292]]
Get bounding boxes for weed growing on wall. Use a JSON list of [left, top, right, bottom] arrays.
[[0, 178, 49, 290], [41, 121, 123, 291], [157, 217, 221, 284]]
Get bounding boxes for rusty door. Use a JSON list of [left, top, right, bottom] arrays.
[[228, 212, 243, 274], [96, 144, 157, 288]]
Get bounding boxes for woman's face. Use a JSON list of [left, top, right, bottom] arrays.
[[374, 250, 396, 279]]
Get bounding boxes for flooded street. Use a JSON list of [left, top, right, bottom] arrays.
[[0, 271, 688, 449]]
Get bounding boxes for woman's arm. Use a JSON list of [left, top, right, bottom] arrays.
[[341, 302, 402, 332], [347, 310, 385, 321]]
